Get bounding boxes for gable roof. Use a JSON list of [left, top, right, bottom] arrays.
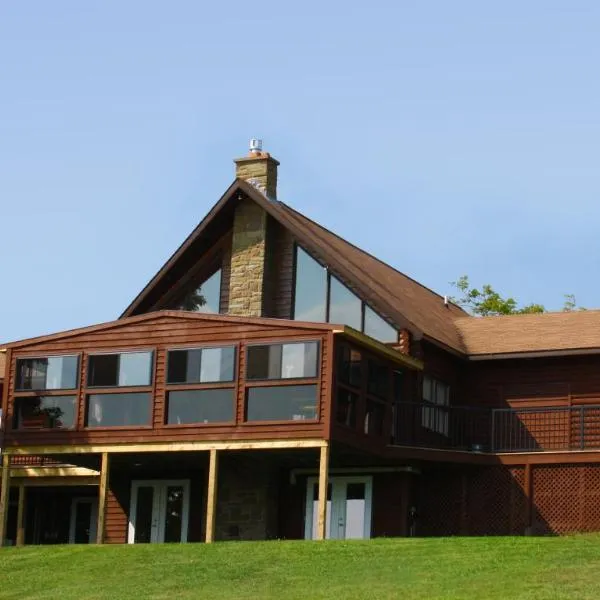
[[121, 179, 469, 352], [455, 311, 600, 358]]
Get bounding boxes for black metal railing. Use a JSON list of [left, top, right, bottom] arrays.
[[392, 402, 600, 453]]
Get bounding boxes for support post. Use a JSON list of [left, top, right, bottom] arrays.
[[316, 442, 329, 541], [524, 462, 533, 535], [0, 454, 10, 546], [16, 483, 26, 546], [205, 449, 219, 543], [96, 452, 109, 544]]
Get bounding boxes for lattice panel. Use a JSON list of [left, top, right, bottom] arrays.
[[466, 467, 527, 535], [416, 468, 463, 536], [532, 464, 596, 534]]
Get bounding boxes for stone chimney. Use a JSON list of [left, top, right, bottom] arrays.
[[228, 140, 279, 317], [233, 138, 279, 199]]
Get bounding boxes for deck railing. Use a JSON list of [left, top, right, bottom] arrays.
[[392, 402, 600, 453]]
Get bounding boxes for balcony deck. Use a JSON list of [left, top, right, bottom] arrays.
[[392, 402, 600, 454]]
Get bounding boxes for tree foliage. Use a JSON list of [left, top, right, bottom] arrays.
[[450, 276, 583, 317]]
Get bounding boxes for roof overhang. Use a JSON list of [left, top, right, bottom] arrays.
[[467, 347, 600, 361], [334, 326, 423, 370]]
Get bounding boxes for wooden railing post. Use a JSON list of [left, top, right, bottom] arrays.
[[96, 452, 109, 544], [16, 483, 26, 546], [316, 442, 329, 541], [0, 454, 10, 546], [205, 449, 219, 543]]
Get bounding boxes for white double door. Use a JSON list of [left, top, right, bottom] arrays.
[[128, 480, 190, 544], [304, 476, 373, 540]]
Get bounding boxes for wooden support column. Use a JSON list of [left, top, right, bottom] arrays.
[[16, 484, 26, 546], [524, 463, 533, 535], [96, 452, 109, 544], [0, 454, 10, 546], [205, 448, 219, 543], [316, 442, 330, 541]]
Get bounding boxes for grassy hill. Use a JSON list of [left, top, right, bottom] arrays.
[[2, 536, 600, 599]]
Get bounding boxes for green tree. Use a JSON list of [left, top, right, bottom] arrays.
[[178, 286, 206, 312], [450, 276, 583, 316]]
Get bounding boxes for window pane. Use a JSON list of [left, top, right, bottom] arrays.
[[364, 305, 397, 343], [119, 352, 152, 386], [336, 388, 357, 428], [16, 356, 78, 391], [86, 393, 151, 427], [248, 343, 318, 380], [365, 401, 385, 436], [200, 347, 235, 383], [293, 247, 327, 322], [281, 342, 318, 379], [88, 355, 119, 387], [329, 276, 362, 330], [246, 385, 317, 421], [15, 395, 76, 429], [338, 346, 362, 388], [367, 360, 389, 399], [167, 389, 234, 424], [179, 269, 221, 313]]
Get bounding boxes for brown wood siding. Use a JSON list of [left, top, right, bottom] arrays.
[[263, 217, 294, 319], [3, 315, 331, 447]]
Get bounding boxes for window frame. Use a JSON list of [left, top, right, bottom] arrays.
[[245, 340, 321, 382], [242, 338, 322, 425], [84, 391, 154, 429], [174, 264, 223, 314], [421, 374, 450, 437], [165, 344, 237, 386], [13, 394, 78, 431], [14, 354, 81, 392], [86, 350, 155, 389], [163, 343, 239, 428]]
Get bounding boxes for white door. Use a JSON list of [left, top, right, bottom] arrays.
[[128, 480, 190, 544], [304, 476, 373, 540], [69, 498, 98, 544]]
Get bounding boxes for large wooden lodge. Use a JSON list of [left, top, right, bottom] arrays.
[[2, 143, 600, 545]]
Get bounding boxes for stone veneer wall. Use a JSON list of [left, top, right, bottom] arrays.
[[228, 198, 267, 317], [215, 454, 280, 541]]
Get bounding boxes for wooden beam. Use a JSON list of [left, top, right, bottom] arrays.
[[16, 484, 25, 546], [96, 453, 109, 544], [0, 454, 10, 545], [13, 477, 99, 488], [11, 467, 99, 478], [316, 442, 329, 541], [205, 449, 219, 544], [6, 438, 328, 456]]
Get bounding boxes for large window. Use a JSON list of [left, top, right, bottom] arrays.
[[422, 375, 450, 436], [246, 385, 317, 422], [178, 269, 222, 313], [88, 351, 153, 387], [246, 342, 319, 380], [167, 346, 235, 384], [167, 389, 235, 424], [16, 355, 79, 391], [293, 247, 327, 322], [14, 395, 76, 430], [292, 246, 397, 343], [86, 392, 151, 428]]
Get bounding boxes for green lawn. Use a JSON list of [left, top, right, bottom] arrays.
[[1, 536, 600, 599]]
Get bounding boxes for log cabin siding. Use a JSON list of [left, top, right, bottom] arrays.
[[3, 315, 332, 447]]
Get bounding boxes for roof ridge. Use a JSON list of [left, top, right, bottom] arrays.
[[278, 201, 468, 317]]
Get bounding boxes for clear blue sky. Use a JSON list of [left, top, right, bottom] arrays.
[[2, 1, 599, 342]]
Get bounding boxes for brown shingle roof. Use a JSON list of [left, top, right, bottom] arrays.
[[455, 311, 600, 357], [272, 201, 469, 351]]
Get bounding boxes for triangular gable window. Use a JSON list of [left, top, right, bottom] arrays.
[[292, 246, 397, 343], [178, 269, 222, 313]]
